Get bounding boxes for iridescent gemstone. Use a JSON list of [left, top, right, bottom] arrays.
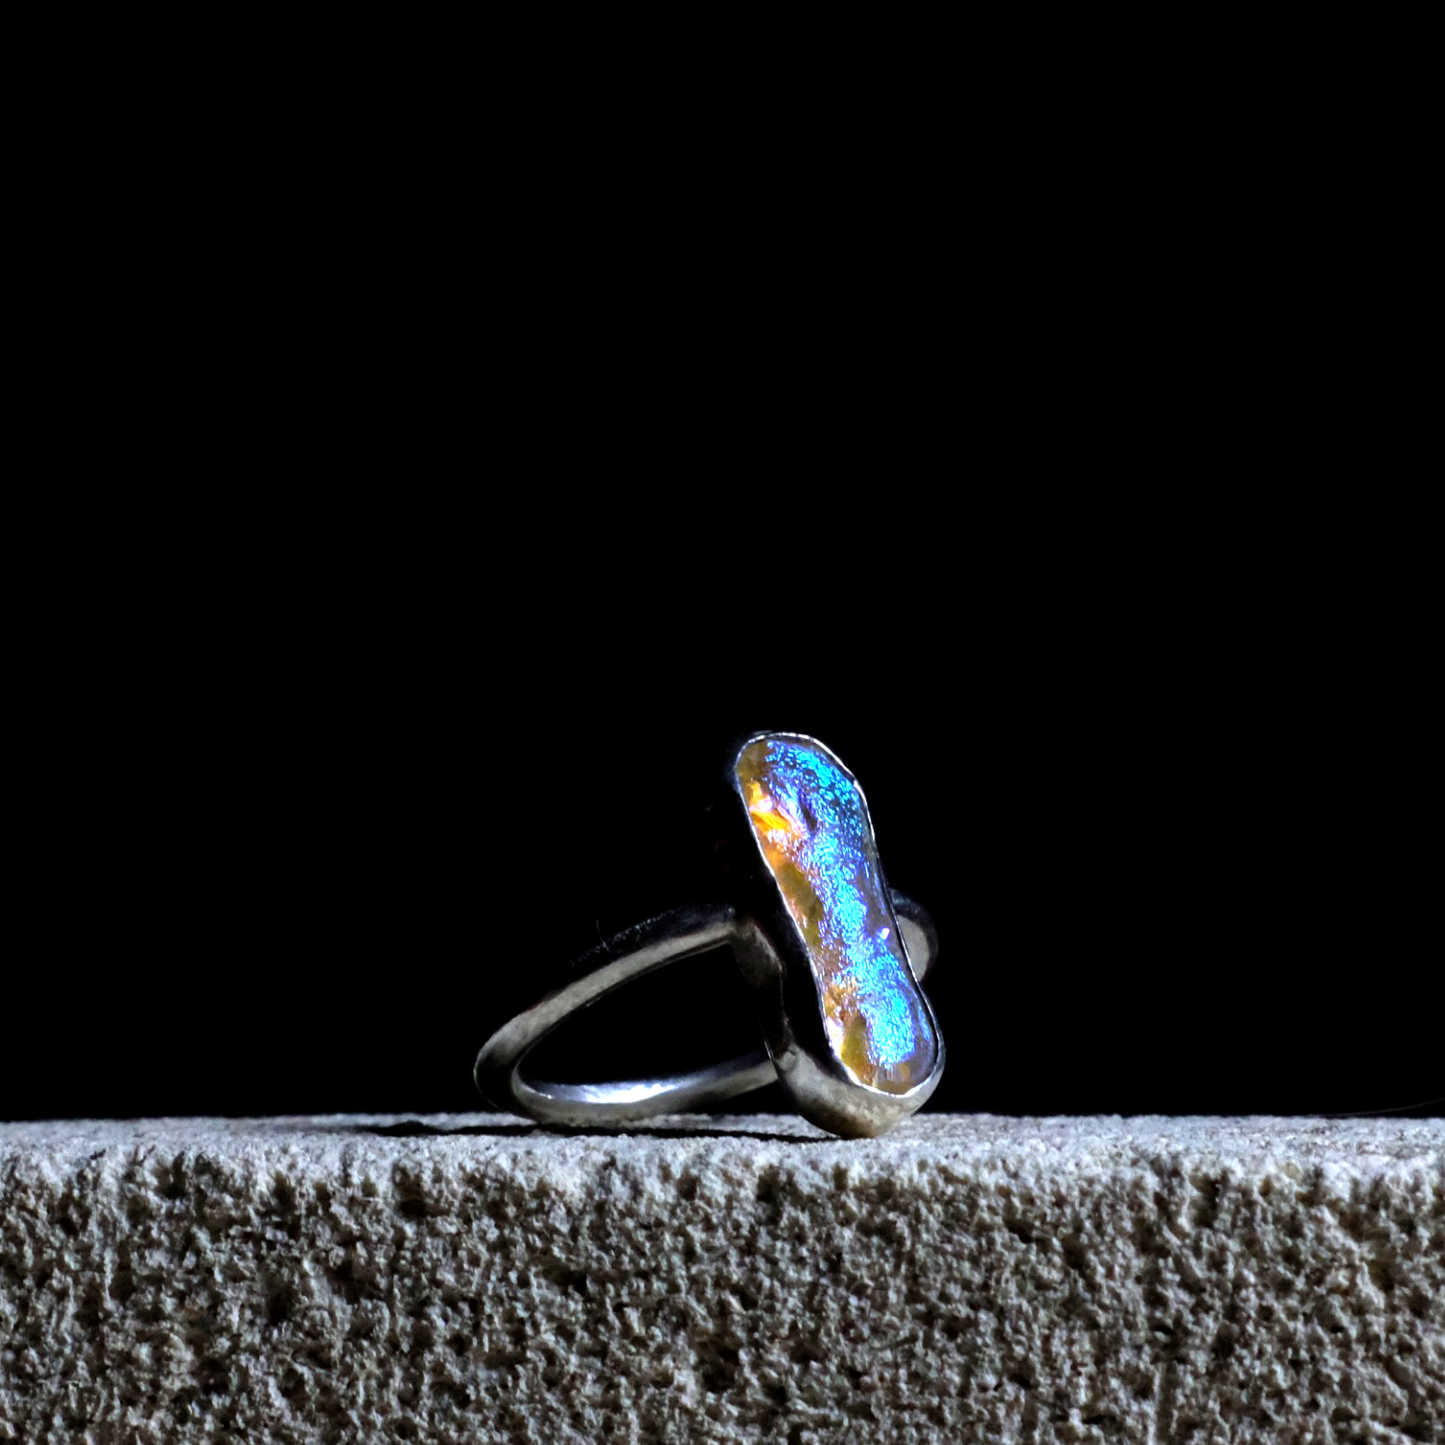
[[733, 734, 938, 1095]]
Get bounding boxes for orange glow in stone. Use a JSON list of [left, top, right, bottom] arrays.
[[734, 736, 937, 1095]]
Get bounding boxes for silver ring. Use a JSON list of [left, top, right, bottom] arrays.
[[475, 732, 945, 1138]]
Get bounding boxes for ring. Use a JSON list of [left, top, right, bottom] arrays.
[[475, 732, 945, 1138]]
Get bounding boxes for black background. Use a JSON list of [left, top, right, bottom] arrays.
[[6, 10, 1438, 1127], [8, 512, 1437, 1123]]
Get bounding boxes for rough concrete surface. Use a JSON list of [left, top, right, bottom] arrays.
[[1, 1114, 1442, 1444]]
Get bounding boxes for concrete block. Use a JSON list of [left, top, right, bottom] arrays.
[[1, 1114, 1442, 1443]]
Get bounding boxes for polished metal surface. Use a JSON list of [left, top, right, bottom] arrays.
[[474, 891, 939, 1132]]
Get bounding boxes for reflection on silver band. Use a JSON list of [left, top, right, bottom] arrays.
[[474, 891, 937, 1128]]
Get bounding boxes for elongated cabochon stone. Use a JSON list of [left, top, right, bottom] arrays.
[[734, 734, 937, 1094]]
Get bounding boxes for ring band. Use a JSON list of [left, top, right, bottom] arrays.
[[476, 732, 945, 1138], [474, 890, 938, 1127]]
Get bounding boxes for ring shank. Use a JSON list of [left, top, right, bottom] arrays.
[[475, 891, 938, 1126]]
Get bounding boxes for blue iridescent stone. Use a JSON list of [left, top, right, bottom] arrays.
[[733, 734, 938, 1095]]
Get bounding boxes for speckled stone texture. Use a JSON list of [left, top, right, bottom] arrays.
[[1, 1116, 1442, 1444]]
